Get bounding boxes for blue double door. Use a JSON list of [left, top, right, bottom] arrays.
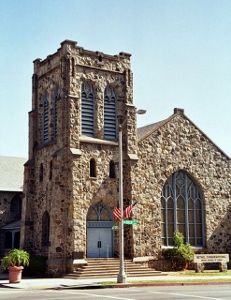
[[87, 226, 113, 258]]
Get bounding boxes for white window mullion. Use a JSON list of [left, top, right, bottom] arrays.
[[173, 173, 177, 233], [185, 175, 189, 243]]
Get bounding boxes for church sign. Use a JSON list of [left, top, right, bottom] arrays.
[[193, 254, 229, 272]]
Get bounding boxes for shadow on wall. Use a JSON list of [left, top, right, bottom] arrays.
[[207, 203, 231, 260]]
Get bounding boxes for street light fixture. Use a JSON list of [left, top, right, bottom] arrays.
[[117, 108, 146, 284]]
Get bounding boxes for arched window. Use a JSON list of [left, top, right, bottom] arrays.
[[109, 160, 116, 178], [90, 158, 96, 177], [81, 82, 95, 137], [87, 203, 112, 221], [43, 91, 49, 143], [104, 86, 117, 140], [41, 211, 50, 247], [39, 163, 43, 182], [161, 170, 204, 247], [51, 86, 59, 139], [10, 195, 22, 220]]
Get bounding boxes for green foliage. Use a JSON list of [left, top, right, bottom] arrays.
[[1, 249, 30, 270], [173, 230, 184, 247], [163, 231, 194, 270]]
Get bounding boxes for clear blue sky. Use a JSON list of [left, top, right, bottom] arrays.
[[1, 0, 231, 157]]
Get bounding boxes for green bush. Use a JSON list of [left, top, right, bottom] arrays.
[[163, 231, 194, 270]]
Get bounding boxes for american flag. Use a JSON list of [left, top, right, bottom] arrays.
[[124, 201, 137, 219], [113, 207, 122, 222]]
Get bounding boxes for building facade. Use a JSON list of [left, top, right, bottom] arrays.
[[22, 40, 231, 275], [0, 156, 25, 256]]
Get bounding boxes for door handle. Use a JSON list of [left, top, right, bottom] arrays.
[[97, 241, 101, 248]]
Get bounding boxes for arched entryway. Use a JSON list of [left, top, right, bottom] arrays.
[[87, 203, 113, 258]]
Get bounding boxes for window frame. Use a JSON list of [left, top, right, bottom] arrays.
[[161, 170, 205, 247]]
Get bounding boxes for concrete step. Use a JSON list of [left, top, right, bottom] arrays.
[[79, 264, 150, 270], [65, 271, 161, 279], [65, 258, 162, 279], [73, 268, 160, 274]]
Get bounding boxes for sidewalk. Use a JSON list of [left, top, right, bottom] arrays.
[[1, 272, 231, 290]]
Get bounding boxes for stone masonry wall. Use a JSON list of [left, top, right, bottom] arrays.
[[132, 111, 231, 259], [71, 143, 119, 256], [23, 147, 73, 275], [23, 40, 138, 274], [64, 40, 138, 260]]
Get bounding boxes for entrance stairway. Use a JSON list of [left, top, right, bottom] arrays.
[[65, 258, 162, 279]]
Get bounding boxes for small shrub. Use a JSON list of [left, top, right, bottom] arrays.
[[163, 231, 194, 270], [1, 249, 30, 270]]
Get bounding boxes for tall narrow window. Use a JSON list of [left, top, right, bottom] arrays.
[[42, 211, 50, 247], [71, 57, 75, 76], [43, 91, 49, 143], [10, 195, 22, 220], [5, 232, 12, 248], [39, 163, 43, 182], [81, 82, 95, 136], [90, 158, 96, 177], [49, 160, 53, 180], [161, 170, 204, 247], [109, 160, 116, 178], [104, 86, 117, 140]]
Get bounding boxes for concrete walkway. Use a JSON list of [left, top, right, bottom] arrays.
[[1, 272, 231, 290]]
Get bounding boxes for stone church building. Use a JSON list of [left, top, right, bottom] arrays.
[[21, 40, 231, 275]]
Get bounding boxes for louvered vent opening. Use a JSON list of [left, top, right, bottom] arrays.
[[81, 91, 94, 137], [43, 98, 49, 143], [104, 91, 117, 140]]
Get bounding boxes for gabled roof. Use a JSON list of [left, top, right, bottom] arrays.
[[137, 118, 170, 140], [0, 156, 26, 192], [137, 108, 230, 160]]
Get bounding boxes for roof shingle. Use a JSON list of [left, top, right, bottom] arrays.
[[0, 156, 26, 192]]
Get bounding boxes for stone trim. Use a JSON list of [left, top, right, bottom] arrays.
[[70, 148, 82, 156], [75, 63, 124, 74], [133, 256, 155, 262], [127, 154, 139, 161], [79, 135, 118, 146], [73, 259, 87, 265]]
